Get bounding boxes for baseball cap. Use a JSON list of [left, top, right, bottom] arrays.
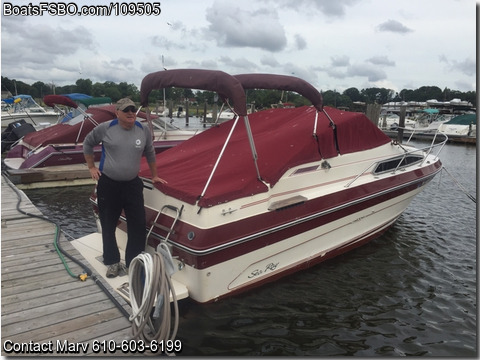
[[116, 98, 136, 111]]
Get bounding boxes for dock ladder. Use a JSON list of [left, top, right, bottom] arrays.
[[147, 204, 184, 243]]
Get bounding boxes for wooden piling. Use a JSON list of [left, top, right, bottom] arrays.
[[397, 105, 406, 143]]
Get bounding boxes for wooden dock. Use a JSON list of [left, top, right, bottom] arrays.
[[1, 174, 134, 356], [5, 163, 95, 190]]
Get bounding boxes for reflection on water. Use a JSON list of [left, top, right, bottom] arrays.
[[24, 141, 477, 356], [25, 185, 97, 240]]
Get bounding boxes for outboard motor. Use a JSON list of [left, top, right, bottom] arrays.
[[1, 119, 36, 153]]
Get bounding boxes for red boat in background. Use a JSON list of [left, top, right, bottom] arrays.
[[3, 95, 201, 170]]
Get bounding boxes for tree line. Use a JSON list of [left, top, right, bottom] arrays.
[[1, 76, 476, 110]]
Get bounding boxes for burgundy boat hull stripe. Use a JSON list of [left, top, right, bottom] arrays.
[[10, 141, 182, 169], [211, 217, 397, 303], [106, 161, 441, 270]]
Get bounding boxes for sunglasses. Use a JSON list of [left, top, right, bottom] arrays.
[[121, 106, 137, 113]]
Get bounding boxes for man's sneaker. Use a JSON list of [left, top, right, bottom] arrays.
[[106, 263, 120, 278], [118, 263, 128, 277]]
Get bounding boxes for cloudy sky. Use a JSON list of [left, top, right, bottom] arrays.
[[1, 0, 476, 95]]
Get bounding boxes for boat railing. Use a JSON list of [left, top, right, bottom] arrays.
[[344, 130, 447, 188]]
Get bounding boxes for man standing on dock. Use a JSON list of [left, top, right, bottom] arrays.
[[83, 98, 165, 278]]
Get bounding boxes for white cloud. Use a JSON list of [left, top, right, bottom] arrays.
[[439, 55, 476, 77], [204, 2, 287, 52], [367, 56, 396, 67], [274, 0, 361, 18], [347, 64, 387, 82], [376, 19, 413, 34], [261, 56, 281, 68], [330, 55, 350, 67], [0, 0, 475, 93], [294, 34, 307, 50]]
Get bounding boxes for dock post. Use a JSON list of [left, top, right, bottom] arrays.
[[203, 100, 207, 128], [168, 100, 173, 120], [397, 105, 406, 143]]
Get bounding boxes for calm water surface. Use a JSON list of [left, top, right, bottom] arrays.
[[25, 138, 477, 356]]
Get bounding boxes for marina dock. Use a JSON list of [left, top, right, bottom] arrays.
[[1, 174, 133, 356], [5, 163, 95, 190]]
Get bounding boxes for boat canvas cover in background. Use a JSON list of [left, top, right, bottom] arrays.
[[19, 105, 117, 148], [44, 95, 79, 109], [2, 95, 36, 104], [20, 105, 157, 148], [140, 106, 390, 208], [444, 113, 476, 125]]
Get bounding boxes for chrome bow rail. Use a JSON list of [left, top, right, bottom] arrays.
[[344, 129, 447, 188]]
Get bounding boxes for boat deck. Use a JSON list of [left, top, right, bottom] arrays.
[[1, 174, 134, 356]]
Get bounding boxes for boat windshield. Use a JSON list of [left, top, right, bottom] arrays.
[[150, 117, 180, 131]]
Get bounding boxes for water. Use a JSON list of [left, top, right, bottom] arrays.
[[23, 139, 477, 356]]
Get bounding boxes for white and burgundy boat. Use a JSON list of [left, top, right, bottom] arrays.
[[3, 95, 201, 170], [73, 69, 446, 304]]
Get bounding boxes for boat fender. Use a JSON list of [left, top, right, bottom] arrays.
[[157, 242, 176, 276]]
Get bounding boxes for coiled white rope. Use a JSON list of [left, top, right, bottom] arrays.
[[129, 251, 179, 356]]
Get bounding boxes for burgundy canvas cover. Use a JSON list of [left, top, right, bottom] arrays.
[[140, 106, 390, 208], [326, 107, 390, 154], [43, 95, 78, 109], [21, 105, 117, 147], [21, 105, 155, 148]]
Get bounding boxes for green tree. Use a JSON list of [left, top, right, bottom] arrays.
[[462, 91, 476, 105], [195, 90, 216, 105], [399, 89, 414, 101], [361, 87, 395, 104], [56, 84, 77, 95], [92, 82, 106, 97], [343, 87, 363, 102], [3, 78, 32, 95], [75, 78, 93, 95], [104, 86, 121, 101], [322, 90, 340, 107], [117, 81, 139, 99], [31, 81, 52, 98], [413, 86, 442, 102]]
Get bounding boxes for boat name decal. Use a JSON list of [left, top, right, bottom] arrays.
[[248, 262, 279, 278]]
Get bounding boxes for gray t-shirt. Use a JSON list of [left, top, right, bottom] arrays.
[[83, 119, 156, 181]]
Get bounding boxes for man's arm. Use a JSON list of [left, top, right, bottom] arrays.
[[148, 161, 167, 184], [83, 124, 105, 181], [84, 153, 102, 180]]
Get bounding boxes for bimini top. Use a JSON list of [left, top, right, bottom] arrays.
[[140, 69, 248, 116], [234, 73, 323, 112], [140, 106, 390, 208], [44, 94, 112, 109], [44, 95, 79, 109], [2, 94, 35, 103]]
